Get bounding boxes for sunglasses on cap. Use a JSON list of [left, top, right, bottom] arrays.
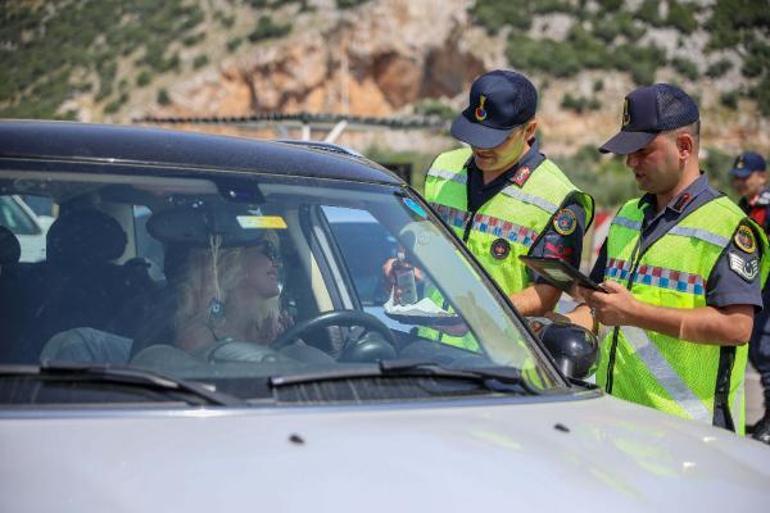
[[257, 239, 280, 263]]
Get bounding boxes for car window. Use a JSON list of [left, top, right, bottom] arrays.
[[0, 167, 563, 405], [0, 195, 40, 235]]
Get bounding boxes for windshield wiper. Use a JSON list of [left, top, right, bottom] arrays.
[[0, 363, 244, 407], [269, 359, 539, 395]]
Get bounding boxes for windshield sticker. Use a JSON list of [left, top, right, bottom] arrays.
[[236, 215, 287, 229], [403, 197, 428, 219]]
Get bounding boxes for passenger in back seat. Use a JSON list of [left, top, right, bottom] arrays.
[[13, 208, 154, 363], [0, 226, 21, 274]]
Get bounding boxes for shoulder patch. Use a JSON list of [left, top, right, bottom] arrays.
[[734, 224, 757, 254], [728, 252, 759, 282], [553, 208, 577, 236], [511, 166, 532, 187]]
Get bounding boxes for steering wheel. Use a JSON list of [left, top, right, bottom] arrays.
[[271, 310, 398, 353]]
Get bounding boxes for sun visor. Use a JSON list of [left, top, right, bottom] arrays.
[[147, 206, 283, 247]]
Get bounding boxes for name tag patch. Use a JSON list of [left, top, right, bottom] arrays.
[[728, 252, 759, 282]]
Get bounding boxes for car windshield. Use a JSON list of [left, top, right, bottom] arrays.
[[0, 164, 564, 405]]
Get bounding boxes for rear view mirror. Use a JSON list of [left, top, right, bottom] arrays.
[[537, 322, 599, 380]]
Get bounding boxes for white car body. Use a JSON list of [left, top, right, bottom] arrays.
[[2, 393, 769, 512], [1, 121, 768, 512]]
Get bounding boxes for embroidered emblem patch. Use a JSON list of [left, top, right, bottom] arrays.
[[512, 166, 531, 187], [553, 208, 577, 236], [673, 192, 691, 211], [734, 225, 756, 254], [728, 252, 759, 282], [490, 238, 510, 260], [475, 95, 488, 122]]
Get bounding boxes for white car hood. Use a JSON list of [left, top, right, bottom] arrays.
[[1, 393, 769, 512]]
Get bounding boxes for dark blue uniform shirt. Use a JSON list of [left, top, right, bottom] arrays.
[[466, 138, 587, 284], [590, 174, 763, 310]]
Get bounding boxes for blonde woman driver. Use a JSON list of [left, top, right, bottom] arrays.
[[166, 230, 290, 354]]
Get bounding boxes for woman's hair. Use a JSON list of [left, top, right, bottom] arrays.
[[169, 231, 281, 336]]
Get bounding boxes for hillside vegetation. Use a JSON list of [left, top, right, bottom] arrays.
[[1, 0, 766, 119], [471, 0, 770, 114]]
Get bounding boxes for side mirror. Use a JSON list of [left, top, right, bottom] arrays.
[[538, 322, 599, 380]]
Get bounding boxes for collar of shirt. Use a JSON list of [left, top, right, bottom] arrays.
[[636, 173, 711, 227], [633, 174, 721, 255]]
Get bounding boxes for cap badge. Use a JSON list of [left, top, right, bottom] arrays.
[[622, 98, 630, 127], [737, 157, 745, 169], [475, 95, 488, 122], [734, 225, 757, 254]]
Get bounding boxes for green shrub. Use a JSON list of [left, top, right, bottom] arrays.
[[706, 59, 733, 78], [227, 37, 243, 52], [413, 99, 456, 121], [193, 55, 209, 69], [136, 70, 152, 87], [552, 147, 637, 208], [670, 56, 699, 81], [336, 0, 372, 8], [561, 93, 601, 113], [182, 33, 205, 47], [665, 1, 698, 33], [703, 146, 737, 196], [753, 75, 770, 116], [741, 40, 770, 79], [596, 0, 624, 12], [636, 0, 661, 25], [720, 90, 739, 109], [104, 92, 128, 114], [248, 16, 292, 42], [364, 145, 438, 192], [157, 88, 171, 106], [469, 0, 535, 34]]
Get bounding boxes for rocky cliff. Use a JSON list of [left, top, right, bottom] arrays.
[[5, 0, 768, 156]]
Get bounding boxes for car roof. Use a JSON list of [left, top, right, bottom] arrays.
[[0, 120, 403, 185]]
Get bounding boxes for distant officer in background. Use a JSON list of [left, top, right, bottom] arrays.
[[729, 151, 770, 444], [424, 70, 594, 317]]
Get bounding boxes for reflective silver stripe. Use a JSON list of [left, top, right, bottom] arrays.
[[611, 216, 642, 231], [668, 226, 729, 248], [427, 168, 467, 185], [500, 186, 558, 214], [621, 326, 711, 423]]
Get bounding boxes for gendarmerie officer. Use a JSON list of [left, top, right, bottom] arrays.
[[425, 70, 594, 321], [568, 84, 768, 435], [729, 151, 770, 443]]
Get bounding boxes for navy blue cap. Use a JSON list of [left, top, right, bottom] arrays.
[[451, 70, 537, 149], [729, 151, 767, 178], [600, 83, 700, 155]]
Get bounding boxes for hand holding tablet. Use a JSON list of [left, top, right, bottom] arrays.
[[519, 255, 608, 294]]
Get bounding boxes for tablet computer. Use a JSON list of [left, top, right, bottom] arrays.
[[519, 255, 607, 293]]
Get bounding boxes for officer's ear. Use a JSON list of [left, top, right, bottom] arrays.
[[524, 118, 538, 140], [674, 131, 695, 161]]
